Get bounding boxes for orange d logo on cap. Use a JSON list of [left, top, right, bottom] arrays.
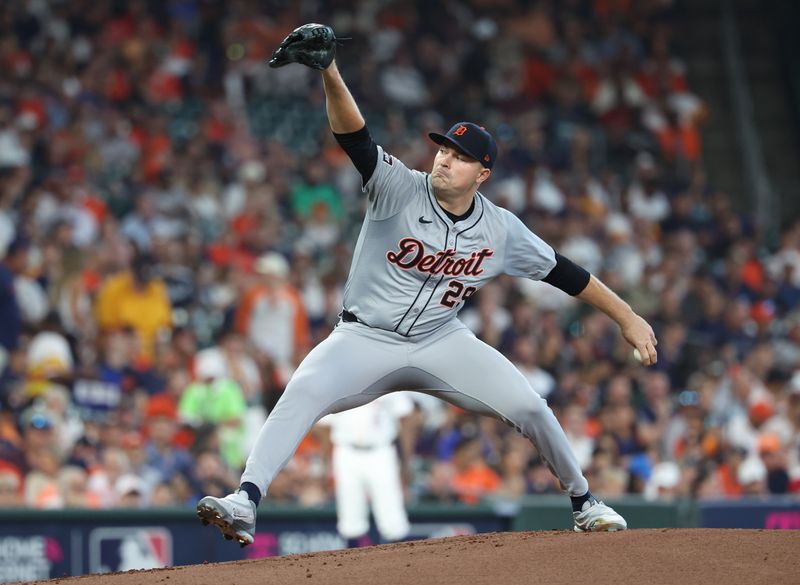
[[428, 122, 498, 169]]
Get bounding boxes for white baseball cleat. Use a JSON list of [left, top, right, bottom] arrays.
[[197, 490, 257, 547], [573, 498, 628, 532]]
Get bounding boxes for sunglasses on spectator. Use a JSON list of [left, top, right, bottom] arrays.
[[29, 413, 53, 430]]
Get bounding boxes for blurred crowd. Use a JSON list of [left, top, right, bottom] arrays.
[[0, 0, 799, 511]]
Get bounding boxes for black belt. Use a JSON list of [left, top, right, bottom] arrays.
[[341, 309, 359, 323]]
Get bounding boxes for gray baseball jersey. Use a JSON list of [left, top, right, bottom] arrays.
[[344, 145, 557, 336], [240, 143, 588, 502]]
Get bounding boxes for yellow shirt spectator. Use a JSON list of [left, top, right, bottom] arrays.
[[95, 267, 172, 359]]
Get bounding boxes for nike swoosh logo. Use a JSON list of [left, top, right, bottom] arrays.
[[419, 216, 433, 224]]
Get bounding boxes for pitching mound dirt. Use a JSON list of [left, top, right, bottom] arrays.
[[26, 528, 799, 585]]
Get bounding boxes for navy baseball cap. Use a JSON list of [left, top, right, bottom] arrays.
[[429, 122, 498, 169]]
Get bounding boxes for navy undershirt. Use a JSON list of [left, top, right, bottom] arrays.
[[333, 125, 378, 184]]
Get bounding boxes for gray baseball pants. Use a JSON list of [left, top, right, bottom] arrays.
[[241, 319, 589, 497]]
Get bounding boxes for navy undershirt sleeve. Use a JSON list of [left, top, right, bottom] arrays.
[[333, 125, 379, 186], [542, 252, 591, 296]]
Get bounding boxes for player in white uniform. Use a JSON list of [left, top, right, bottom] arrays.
[[318, 393, 414, 545], [197, 55, 658, 547]]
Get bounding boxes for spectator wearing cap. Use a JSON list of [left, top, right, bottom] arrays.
[[192, 331, 268, 462], [724, 396, 776, 458], [115, 474, 147, 508], [21, 410, 58, 455], [737, 457, 768, 497], [644, 461, 681, 501], [33, 385, 84, 459], [22, 411, 64, 509], [25, 314, 74, 390], [235, 252, 311, 385], [144, 394, 193, 486], [666, 390, 708, 464], [756, 432, 790, 494], [94, 250, 172, 360], [121, 430, 161, 496], [194, 330, 263, 406], [178, 351, 247, 468]]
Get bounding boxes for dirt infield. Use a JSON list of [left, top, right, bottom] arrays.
[[27, 529, 799, 585]]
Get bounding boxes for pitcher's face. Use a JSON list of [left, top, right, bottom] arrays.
[[431, 143, 490, 195]]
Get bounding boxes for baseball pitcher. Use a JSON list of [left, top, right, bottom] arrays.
[[197, 24, 658, 547]]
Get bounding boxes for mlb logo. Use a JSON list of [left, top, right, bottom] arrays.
[[89, 527, 172, 573]]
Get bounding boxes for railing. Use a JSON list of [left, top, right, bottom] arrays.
[[771, 1, 800, 175], [720, 0, 777, 241]]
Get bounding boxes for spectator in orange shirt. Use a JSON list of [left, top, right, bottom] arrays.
[[450, 437, 501, 505], [655, 108, 701, 163], [235, 253, 311, 386]]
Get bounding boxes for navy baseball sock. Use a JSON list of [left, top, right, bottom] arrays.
[[239, 482, 262, 506], [571, 491, 596, 512]]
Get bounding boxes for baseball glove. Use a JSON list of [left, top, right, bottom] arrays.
[[268, 23, 337, 70]]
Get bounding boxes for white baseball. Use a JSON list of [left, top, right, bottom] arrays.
[[633, 348, 643, 362]]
